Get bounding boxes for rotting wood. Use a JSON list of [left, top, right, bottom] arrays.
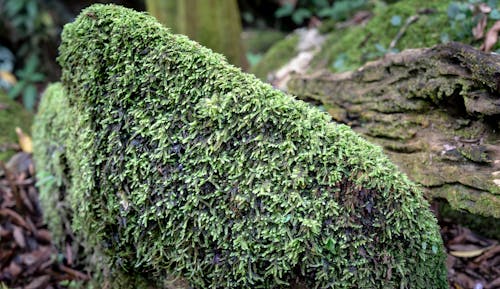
[[288, 42, 500, 218]]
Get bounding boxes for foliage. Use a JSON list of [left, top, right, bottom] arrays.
[[34, 4, 447, 289], [274, 0, 369, 25], [311, 0, 487, 73], [445, 0, 500, 41], [0, 0, 55, 110], [7, 54, 45, 111], [0, 90, 33, 161]]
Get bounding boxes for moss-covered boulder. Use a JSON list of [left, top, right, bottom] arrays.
[[34, 4, 447, 288], [0, 91, 33, 161]]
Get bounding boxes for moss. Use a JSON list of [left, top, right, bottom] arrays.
[[438, 201, 500, 240], [311, 0, 479, 72], [34, 4, 447, 288], [250, 34, 299, 80], [313, 0, 449, 71], [242, 29, 285, 54], [0, 91, 33, 161]]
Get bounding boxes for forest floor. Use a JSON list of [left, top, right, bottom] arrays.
[[0, 153, 498, 289]]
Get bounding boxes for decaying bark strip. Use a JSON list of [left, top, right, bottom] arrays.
[[288, 42, 500, 218]]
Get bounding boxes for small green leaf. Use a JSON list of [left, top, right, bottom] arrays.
[[26, 0, 38, 18], [30, 72, 45, 82], [390, 15, 402, 26], [447, 3, 460, 19], [23, 84, 37, 111], [275, 3, 294, 18], [375, 43, 386, 53], [5, 0, 24, 16], [455, 13, 466, 21], [8, 81, 25, 99], [490, 9, 500, 20], [292, 8, 312, 25], [325, 238, 335, 253], [440, 32, 450, 43]]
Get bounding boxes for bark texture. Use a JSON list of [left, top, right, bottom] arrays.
[[146, 0, 248, 69], [288, 42, 500, 218]]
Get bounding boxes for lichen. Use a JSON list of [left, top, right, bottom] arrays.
[[0, 91, 33, 161], [34, 4, 447, 288]]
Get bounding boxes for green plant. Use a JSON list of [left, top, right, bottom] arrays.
[[34, 4, 447, 288], [317, 0, 368, 21], [7, 54, 44, 111], [446, 0, 500, 41], [274, 0, 368, 26], [1, 0, 54, 110]]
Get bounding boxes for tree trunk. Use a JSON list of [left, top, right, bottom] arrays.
[[144, 0, 178, 32], [288, 42, 500, 218], [146, 0, 248, 69]]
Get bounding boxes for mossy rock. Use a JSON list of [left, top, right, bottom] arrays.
[[33, 4, 447, 288], [0, 91, 33, 162]]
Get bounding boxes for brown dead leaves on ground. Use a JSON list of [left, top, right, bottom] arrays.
[[0, 153, 88, 289], [0, 152, 498, 288], [441, 218, 500, 289]]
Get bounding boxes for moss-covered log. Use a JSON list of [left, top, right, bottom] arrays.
[[288, 42, 500, 218], [33, 4, 447, 288]]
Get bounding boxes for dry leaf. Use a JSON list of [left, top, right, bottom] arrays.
[[478, 3, 492, 14], [481, 20, 500, 52], [449, 245, 494, 258], [16, 127, 33, 153], [0, 70, 17, 86], [473, 14, 487, 40]]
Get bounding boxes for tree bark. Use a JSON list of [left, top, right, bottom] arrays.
[[288, 42, 500, 218], [146, 0, 248, 69]]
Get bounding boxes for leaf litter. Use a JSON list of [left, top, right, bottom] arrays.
[[0, 153, 498, 288], [0, 153, 88, 289]]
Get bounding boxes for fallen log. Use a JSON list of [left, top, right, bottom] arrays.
[[288, 42, 500, 218], [33, 4, 448, 288]]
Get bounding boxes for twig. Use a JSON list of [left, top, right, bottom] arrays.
[[389, 15, 420, 50], [58, 264, 90, 280]]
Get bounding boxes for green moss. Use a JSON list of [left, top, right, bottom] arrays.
[[250, 34, 299, 80], [313, 0, 500, 72], [312, 0, 475, 72], [34, 4, 447, 288], [0, 91, 33, 161], [438, 201, 500, 240], [243, 29, 285, 54]]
